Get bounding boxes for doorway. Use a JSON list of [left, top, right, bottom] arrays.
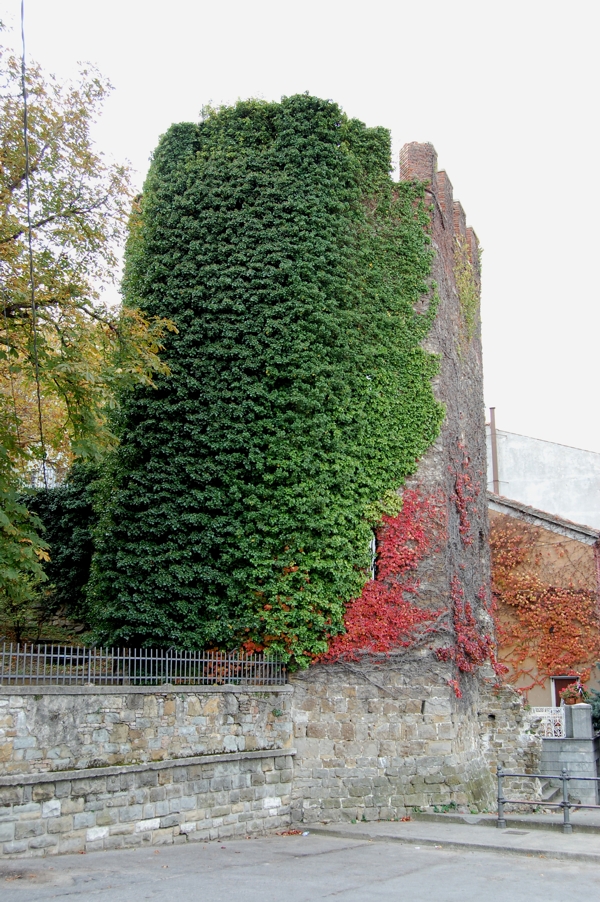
[[551, 676, 577, 706]]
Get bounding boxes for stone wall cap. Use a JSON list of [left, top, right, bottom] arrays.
[[0, 683, 293, 696], [0, 747, 297, 787]]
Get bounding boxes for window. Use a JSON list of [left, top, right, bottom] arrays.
[[369, 533, 377, 580]]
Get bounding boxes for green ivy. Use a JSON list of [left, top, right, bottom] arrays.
[[88, 95, 444, 664], [25, 462, 100, 622], [454, 237, 480, 342]]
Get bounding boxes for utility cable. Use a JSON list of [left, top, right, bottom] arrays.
[[2, 291, 23, 448], [20, 0, 47, 488]]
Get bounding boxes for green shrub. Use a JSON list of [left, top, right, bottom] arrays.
[[588, 688, 600, 732]]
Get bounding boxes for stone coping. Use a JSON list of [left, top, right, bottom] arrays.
[[0, 747, 296, 787], [0, 683, 292, 696]]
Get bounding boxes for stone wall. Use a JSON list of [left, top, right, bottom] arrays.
[[0, 673, 550, 857], [0, 749, 293, 857], [478, 682, 544, 805], [0, 685, 293, 775], [289, 657, 496, 823]]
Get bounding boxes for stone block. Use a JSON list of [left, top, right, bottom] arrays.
[[2, 840, 28, 854], [104, 834, 126, 850], [72, 778, 106, 796], [73, 810, 96, 830], [29, 834, 58, 850], [47, 815, 73, 835], [41, 799, 61, 818], [306, 724, 327, 739], [60, 798, 84, 814], [135, 817, 160, 833], [123, 833, 144, 847], [157, 814, 180, 829], [96, 809, 119, 827], [86, 826, 109, 842], [54, 781, 72, 799], [15, 819, 45, 840], [58, 833, 86, 854], [0, 820, 15, 842], [0, 786, 22, 806], [119, 804, 143, 822]]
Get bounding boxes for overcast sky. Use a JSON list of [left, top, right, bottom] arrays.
[[3, 0, 599, 451]]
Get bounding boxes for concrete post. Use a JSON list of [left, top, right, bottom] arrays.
[[571, 704, 593, 739]]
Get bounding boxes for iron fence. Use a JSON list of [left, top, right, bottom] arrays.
[[0, 643, 286, 687], [497, 765, 600, 834]]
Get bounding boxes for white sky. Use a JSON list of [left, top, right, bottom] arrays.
[[3, 0, 599, 451]]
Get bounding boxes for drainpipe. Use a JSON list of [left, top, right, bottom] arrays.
[[489, 407, 500, 495]]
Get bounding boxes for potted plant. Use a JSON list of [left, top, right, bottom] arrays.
[[559, 682, 589, 705]]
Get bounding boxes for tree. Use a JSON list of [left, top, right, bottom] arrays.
[[0, 38, 173, 631], [0, 437, 48, 642], [88, 96, 443, 663]]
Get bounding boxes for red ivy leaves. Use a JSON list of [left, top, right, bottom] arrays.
[[436, 575, 493, 672], [318, 482, 501, 698], [490, 519, 600, 689], [319, 490, 445, 662], [451, 446, 480, 547]]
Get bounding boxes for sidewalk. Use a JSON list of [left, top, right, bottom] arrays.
[[416, 807, 600, 833], [307, 811, 600, 863]]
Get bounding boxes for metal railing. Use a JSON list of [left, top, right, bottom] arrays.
[[497, 765, 600, 834], [529, 706, 566, 738], [0, 643, 286, 687]]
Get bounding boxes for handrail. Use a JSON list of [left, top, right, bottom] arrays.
[[497, 765, 600, 834]]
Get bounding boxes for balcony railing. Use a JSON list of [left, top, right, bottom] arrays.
[[529, 706, 566, 738]]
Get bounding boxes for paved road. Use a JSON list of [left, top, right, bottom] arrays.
[[1, 833, 597, 901]]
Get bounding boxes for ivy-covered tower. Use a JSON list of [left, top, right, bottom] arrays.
[[90, 99, 500, 816], [90, 97, 446, 660]]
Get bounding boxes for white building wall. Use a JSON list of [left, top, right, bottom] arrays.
[[486, 428, 600, 529]]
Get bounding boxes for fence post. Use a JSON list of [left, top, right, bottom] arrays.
[[561, 767, 572, 834], [497, 765, 506, 829]]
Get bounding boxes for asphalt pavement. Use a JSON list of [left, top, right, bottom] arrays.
[[1, 817, 600, 902]]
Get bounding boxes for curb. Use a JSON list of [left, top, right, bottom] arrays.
[[305, 825, 600, 864], [412, 811, 600, 835]]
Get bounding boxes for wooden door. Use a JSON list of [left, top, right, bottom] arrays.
[[552, 677, 577, 706]]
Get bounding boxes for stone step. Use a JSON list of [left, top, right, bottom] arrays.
[[540, 779, 561, 804]]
